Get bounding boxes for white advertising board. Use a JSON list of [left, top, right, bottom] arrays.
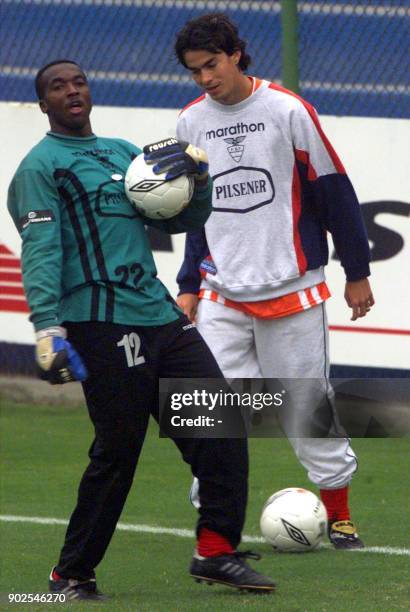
[[0, 102, 409, 370]]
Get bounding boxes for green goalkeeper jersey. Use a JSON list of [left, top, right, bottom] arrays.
[[7, 132, 212, 331]]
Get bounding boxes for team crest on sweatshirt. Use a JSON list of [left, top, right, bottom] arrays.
[[224, 136, 247, 162]]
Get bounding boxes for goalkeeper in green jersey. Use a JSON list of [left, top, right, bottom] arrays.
[[7, 61, 275, 600]]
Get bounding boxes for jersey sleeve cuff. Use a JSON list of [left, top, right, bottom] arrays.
[[344, 263, 371, 282], [177, 281, 200, 296], [30, 313, 62, 332]]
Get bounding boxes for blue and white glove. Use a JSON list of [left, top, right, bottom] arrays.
[[35, 326, 88, 385], [143, 138, 209, 182]]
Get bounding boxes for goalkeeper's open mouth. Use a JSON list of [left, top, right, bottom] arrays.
[[68, 100, 85, 115]]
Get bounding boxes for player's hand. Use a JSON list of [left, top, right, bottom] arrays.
[[35, 326, 88, 384], [177, 293, 199, 323], [143, 138, 209, 183], [344, 278, 375, 321]]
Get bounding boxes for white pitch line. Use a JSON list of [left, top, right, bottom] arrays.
[[1, 514, 409, 556]]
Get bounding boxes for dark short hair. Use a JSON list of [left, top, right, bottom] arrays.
[[175, 13, 251, 71], [35, 59, 82, 99]]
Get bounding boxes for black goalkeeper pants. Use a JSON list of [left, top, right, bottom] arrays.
[[56, 318, 248, 580]]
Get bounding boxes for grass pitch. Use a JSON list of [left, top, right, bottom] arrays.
[[0, 399, 409, 611]]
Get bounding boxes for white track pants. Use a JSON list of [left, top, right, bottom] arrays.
[[196, 298, 357, 490]]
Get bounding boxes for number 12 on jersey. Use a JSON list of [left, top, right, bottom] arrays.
[[117, 333, 146, 367]]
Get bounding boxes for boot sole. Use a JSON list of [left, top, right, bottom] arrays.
[[191, 573, 276, 593]]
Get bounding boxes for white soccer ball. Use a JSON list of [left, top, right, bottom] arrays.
[[124, 153, 194, 219], [260, 487, 327, 552]]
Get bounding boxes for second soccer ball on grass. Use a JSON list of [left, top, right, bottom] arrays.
[[124, 153, 194, 220], [260, 487, 327, 552]]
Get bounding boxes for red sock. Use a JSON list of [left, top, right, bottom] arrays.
[[197, 528, 234, 557], [320, 486, 351, 521]]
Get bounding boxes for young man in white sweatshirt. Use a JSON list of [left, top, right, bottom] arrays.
[[148, 13, 374, 549]]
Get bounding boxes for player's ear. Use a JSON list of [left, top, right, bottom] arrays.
[[231, 50, 241, 67], [39, 99, 48, 114]]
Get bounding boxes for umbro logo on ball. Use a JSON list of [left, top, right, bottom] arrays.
[[129, 179, 165, 193]]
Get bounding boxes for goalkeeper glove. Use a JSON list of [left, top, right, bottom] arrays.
[[35, 326, 88, 385], [143, 138, 209, 182]]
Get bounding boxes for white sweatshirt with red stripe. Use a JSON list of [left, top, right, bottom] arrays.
[[176, 79, 370, 301]]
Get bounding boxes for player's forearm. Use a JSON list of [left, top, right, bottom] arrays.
[[176, 229, 208, 295], [314, 174, 371, 280], [8, 168, 64, 331], [172, 178, 212, 231], [148, 177, 212, 234], [19, 222, 63, 331], [22, 245, 63, 331]]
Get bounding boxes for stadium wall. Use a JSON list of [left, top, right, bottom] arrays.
[[0, 102, 409, 376]]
